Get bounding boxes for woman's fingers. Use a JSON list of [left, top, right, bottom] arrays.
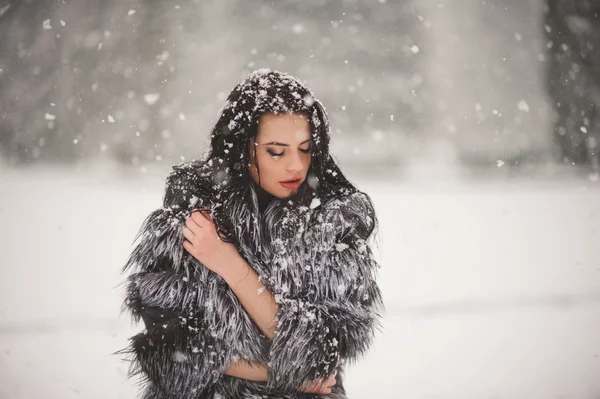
[[182, 226, 195, 242], [201, 210, 214, 223], [190, 211, 206, 227], [325, 374, 335, 389], [301, 380, 319, 393], [319, 385, 332, 394], [302, 378, 333, 394], [182, 239, 193, 254], [329, 371, 337, 384], [186, 214, 203, 231], [317, 373, 336, 393]]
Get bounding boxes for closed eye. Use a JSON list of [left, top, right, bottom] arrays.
[[267, 146, 312, 158], [267, 150, 284, 157]]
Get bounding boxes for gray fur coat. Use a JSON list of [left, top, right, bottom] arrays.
[[118, 161, 384, 399]]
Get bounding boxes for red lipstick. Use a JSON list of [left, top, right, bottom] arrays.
[[280, 178, 301, 189]]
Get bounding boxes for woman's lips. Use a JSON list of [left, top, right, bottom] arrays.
[[280, 178, 301, 189]]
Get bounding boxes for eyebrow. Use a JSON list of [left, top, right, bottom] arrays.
[[260, 139, 312, 147]]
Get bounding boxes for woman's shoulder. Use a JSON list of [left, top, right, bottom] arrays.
[[318, 187, 374, 218], [162, 159, 216, 210], [316, 188, 377, 240]]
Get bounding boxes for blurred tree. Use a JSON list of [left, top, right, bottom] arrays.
[[111, 0, 174, 165], [544, 0, 600, 170], [0, 0, 64, 164], [0, 0, 423, 169]]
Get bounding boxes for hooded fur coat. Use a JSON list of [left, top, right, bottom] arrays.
[[117, 69, 383, 398], [118, 160, 383, 399]]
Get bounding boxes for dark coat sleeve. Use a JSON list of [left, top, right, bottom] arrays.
[[265, 191, 384, 392], [118, 162, 268, 397]]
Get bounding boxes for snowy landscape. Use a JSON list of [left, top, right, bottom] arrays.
[[1, 0, 600, 397], [0, 164, 598, 399]]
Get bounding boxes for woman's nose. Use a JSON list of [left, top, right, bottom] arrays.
[[286, 151, 303, 172], [286, 162, 301, 172]]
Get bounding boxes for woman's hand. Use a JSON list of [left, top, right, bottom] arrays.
[[182, 209, 240, 276], [299, 372, 337, 394]]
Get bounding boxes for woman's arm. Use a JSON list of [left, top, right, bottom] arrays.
[[183, 193, 384, 394], [182, 211, 338, 394], [181, 209, 280, 338], [224, 359, 337, 394], [220, 255, 279, 340], [119, 162, 267, 397], [221, 261, 340, 395], [221, 192, 383, 393], [224, 360, 269, 381], [219, 240, 357, 395]]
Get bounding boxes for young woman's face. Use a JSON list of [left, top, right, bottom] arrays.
[[249, 112, 312, 199]]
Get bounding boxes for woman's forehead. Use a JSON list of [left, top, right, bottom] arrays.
[[258, 113, 311, 142]]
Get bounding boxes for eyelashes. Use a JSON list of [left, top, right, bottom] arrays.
[[267, 147, 312, 159]]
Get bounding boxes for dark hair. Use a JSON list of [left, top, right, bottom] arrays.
[[207, 69, 354, 193], [166, 69, 372, 244]]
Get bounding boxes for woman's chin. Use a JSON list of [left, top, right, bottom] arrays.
[[265, 182, 304, 200], [273, 189, 296, 200]]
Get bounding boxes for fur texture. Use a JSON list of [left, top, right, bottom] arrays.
[[116, 160, 384, 399]]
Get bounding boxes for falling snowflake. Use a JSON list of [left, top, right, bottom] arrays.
[[372, 130, 384, 142], [303, 95, 314, 107], [310, 198, 321, 209], [172, 351, 188, 362], [144, 93, 160, 105], [335, 243, 349, 252], [157, 51, 170, 62], [517, 100, 530, 112], [292, 23, 304, 34]]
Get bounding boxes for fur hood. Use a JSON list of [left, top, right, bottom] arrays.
[[117, 160, 384, 399]]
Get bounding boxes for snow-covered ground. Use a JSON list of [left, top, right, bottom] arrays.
[[0, 165, 599, 399]]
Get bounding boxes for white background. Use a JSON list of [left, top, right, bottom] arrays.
[[1, 164, 598, 399]]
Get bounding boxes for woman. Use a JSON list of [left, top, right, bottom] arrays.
[[117, 69, 384, 398]]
